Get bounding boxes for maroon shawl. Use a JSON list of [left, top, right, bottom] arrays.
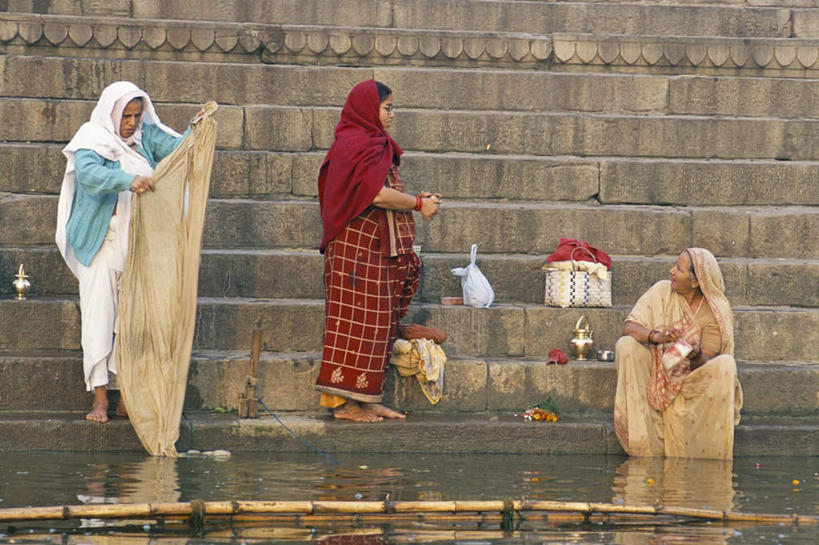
[[318, 79, 402, 252]]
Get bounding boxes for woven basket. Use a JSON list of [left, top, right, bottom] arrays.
[[543, 248, 612, 308]]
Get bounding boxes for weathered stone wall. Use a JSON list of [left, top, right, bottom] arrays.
[[0, 0, 816, 420]]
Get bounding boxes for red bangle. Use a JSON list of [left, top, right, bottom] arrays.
[[413, 195, 423, 211]]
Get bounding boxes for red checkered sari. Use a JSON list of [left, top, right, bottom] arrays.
[[316, 166, 420, 402]]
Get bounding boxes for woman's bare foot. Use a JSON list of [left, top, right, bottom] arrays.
[[334, 401, 383, 422], [362, 403, 406, 419], [86, 386, 109, 423], [115, 396, 128, 419]]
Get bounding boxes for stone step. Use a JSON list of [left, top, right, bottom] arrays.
[[4, 143, 818, 207], [7, 57, 819, 121], [2, 298, 816, 363], [4, 98, 819, 161], [0, 410, 815, 455], [0, 13, 553, 69], [1, 351, 815, 418], [3, 13, 819, 75], [7, 0, 795, 38], [5, 194, 817, 259], [3, 247, 817, 308]]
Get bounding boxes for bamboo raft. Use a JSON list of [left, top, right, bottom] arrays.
[[0, 499, 816, 527]]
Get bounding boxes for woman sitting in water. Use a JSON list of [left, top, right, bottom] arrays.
[[613, 248, 743, 459]]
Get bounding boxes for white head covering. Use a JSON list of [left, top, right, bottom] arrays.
[[56, 81, 180, 277], [111, 88, 148, 145]]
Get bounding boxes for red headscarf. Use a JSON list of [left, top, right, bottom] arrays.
[[318, 79, 403, 252]]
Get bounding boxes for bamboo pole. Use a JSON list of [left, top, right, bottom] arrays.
[[0, 500, 815, 525]]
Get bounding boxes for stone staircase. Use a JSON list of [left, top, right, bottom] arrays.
[[0, 0, 816, 454]]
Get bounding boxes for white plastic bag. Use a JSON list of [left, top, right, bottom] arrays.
[[451, 243, 494, 308]]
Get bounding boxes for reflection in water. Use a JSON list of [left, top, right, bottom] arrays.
[[612, 456, 736, 511], [78, 457, 181, 506], [0, 453, 816, 545], [611, 457, 737, 545]]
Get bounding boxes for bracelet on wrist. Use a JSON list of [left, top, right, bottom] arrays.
[[413, 195, 423, 211], [648, 330, 658, 344]]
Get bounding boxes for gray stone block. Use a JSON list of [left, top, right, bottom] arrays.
[[244, 106, 313, 152], [202, 200, 321, 249], [0, 55, 139, 99], [669, 76, 819, 119], [691, 208, 751, 257], [392, 1, 790, 38], [145, 62, 370, 106], [0, 300, 80, 350], [196, 249, 323, 299], [0, 194, 58, 245], [601, 159, 819, 206], [0, 143, 65, 194], [0, 247, 77, 297], [738, 364, 818, 416], [401, 153, 600, 202], [734, 308, 819, 363], [376, 68, 668, 114], [133, 0, 393, 28], [417, 203, 689, 255], [747, 261, 819, 307], [750, 207, 819, 258], [386, 357, 488, 413], [486, 360, 616, 413]]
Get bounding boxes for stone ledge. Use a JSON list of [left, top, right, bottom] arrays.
[[0, 13, 552, 68], [552, 33, 819, 74], [0, 411, 815, 455], [4, 350, 815, 416], [6, 13, 819, 74]]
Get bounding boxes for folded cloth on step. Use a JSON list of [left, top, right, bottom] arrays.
[[547, 348, 568, 365], [545, 238, 611, 270], [542, 259, 609, 281], [397, 323, 447, 344], [391, 338, 446, 404]]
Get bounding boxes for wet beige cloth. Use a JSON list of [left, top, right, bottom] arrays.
[[115, 103, 217, 457], [391, 338, 445, 404], [614, 248, 743, 460]]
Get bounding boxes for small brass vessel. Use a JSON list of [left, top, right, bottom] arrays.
[[12, 264, 30, 300], [569, 315, 594, 360]]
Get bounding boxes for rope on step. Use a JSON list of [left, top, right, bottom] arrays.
[[257, 397, 341, 465]]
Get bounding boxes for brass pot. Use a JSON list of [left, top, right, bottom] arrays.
[[569, 315, 594, 361], [12, 264, 30, 300]]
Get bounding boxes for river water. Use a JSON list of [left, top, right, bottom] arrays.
[[0, 452, 816, 544]]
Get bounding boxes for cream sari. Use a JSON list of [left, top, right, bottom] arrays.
[[613, 248, 743, 459]]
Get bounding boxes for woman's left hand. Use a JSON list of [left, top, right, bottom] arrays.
[[190, 108, 206, 124]]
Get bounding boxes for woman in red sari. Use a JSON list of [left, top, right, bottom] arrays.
[[315, 80, 442, 422]]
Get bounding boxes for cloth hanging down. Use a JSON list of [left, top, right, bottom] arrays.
[[390, 338, 446, 404], [115, 102, 218, 456]]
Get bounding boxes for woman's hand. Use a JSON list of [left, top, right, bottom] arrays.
[[686, 341, 712, 370], [130, 176, 155, 195], [654, 327, 681, 344], [419, 194, 442, 220]]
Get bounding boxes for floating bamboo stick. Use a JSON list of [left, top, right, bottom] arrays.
[[0, 499, 815, 525]]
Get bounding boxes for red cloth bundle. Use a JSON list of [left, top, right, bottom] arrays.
[[545, 238, 612, 270]]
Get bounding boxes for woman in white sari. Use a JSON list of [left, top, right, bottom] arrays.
[[56, 81, 190, 423], [613, 248, 743, 459]]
